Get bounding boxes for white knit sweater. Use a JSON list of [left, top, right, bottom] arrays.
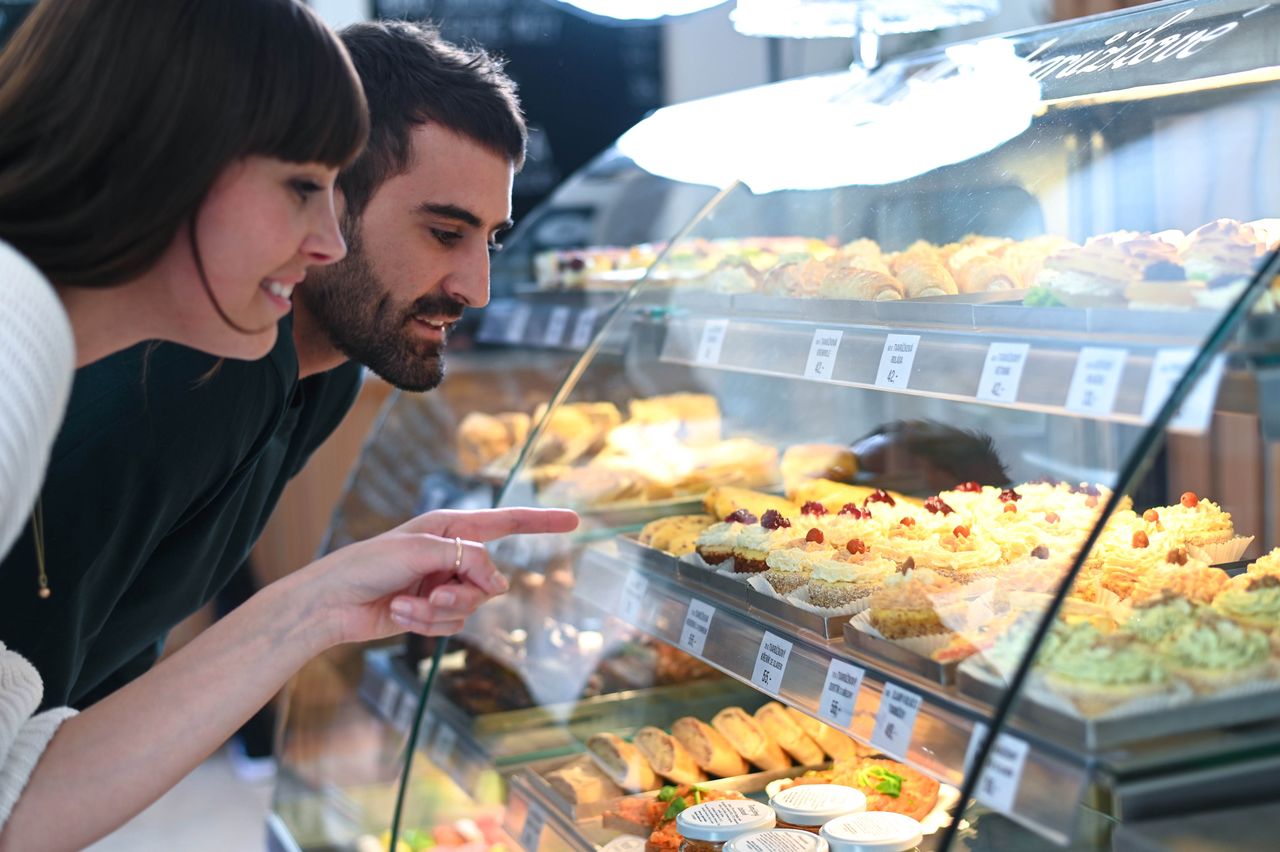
[[0, 238, 77, 829]]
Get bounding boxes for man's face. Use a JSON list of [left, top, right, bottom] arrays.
[[299, 123, 514, 390]]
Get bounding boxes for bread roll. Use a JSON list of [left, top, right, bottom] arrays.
[[711, 707, 790, 771], [587, 733, 658, 792], [702, 486, 800, 522], [457, 412, 513, 476], [781, 444, 857, 488], [545, 755, 624, 805], [633, 727, 708, 784], [889, 253, 958, 298], [784, 706, 866, 761], [754, 702, 824, 765], [671, 717, 749, 777]]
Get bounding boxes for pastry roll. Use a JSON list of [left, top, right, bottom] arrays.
[[762, 259, 825, 298], [587, 733, 659, 792], [819, 266, 904, 301], [754, 702, 824, 765], [784, 706, 868, 761], [634, 726, 708, 785], [545, 755, 624, 805], [711, 707, 790, 771], [671, 717, 750, 777], [952, 256, 1020, 293], [889, 253, 958, 298]]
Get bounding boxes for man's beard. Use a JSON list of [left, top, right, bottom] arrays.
[[298, 231, 465, 392]]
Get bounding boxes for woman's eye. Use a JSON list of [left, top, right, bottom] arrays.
[[432, 229, 463, 247], [290, 179, 323, 201]]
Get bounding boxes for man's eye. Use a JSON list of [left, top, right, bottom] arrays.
[[432, 229, 463, 247]]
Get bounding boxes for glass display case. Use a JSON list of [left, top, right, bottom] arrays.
[[272, 3, 1280, 851]]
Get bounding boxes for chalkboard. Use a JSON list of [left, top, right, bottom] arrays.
[[374, 0, 664, 219]]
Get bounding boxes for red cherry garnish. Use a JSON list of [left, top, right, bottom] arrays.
[[801, 501, 827, 516], [866, 489, 896, 507], [955, 481, 983, 493], [806, 527, 824, 544], [1143, 509, 1159, 523], [1132, 531, 1149, 548], [725, 509, 758, 524], [999, 488, 1021, 503], [1181, 491, 1199, 508], [953, 524, 971, 538], [1031, 545, 1050, 559], [760, 509, 792, 530], [846, 538, 868, 555], [924, 496, 954, 515], [1003, 503, 1017, 514], [899, 517, 915, 527], [838, 502, 860, 516], [1045, 511, 1060, 524]]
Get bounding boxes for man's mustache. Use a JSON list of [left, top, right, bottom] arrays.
[[408, 294, 466, 320]]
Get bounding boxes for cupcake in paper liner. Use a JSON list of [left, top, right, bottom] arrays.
[[1154, 491, 1249, 561], [849, 610, 955, 656], [865, 566, 965, 640], [804, 547, 896, 610], [1247, 547, 1280, 578], [1213, 572, 1280, 632], [1157, 613, 1274, 695], [1039, 625, 1173, 716]]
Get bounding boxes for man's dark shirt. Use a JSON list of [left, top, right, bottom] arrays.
[[0, 316, 362, 709]]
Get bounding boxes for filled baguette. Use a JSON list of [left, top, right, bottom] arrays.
[[671, 717, 750, 777], [711, 707, 790, 771], [634, 726, 708, 785], [754, 702, 824, 765], [587, 732, 659, 792]]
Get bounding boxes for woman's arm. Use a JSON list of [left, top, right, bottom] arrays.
[[0, 507, 576, 852]]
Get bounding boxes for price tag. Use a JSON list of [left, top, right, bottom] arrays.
[[617, 570, 649, 625], [1141, 349, 1226, 433], [680, 598, 716, 656], [1065, 347, 1127, 415], [542, 306, 572, 346], [477, 307, 506, 343], [570, 308, 599, 348], [503, 303, 533, 344], [519, 800, 546, 852], [377, 678, 399, 719], [803, 329, 843, 381], [875, 333, 921, 389], [965, 723, 1030, 816], [751, 631, 793, 695], [976, 342, 1030, 403], [870, 683, 922, 759], [695, 318, 730, 365], [429, 719, 459, 765], [393, 695, 418, 733], [818, 658, 865, 730]]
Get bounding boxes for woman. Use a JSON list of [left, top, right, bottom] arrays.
[[0, 2, 577, 848]]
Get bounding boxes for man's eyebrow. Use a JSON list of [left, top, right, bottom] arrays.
[[416, 202, 482, 228]]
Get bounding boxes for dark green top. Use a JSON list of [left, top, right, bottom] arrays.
[[0, 316, 362, 709]]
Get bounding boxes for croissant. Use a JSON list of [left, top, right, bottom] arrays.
[[890, 253, 958, 297], [819, 266, 904, 300], [953, 256, 1020, 293]]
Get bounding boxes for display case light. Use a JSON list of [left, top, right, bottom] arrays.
[[731, 0, 1000, 38], [540, 0, 730, 21]]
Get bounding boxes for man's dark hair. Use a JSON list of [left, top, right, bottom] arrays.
[[338, 20, 527, 220]]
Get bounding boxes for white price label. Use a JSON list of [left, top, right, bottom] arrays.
[[870, 683, 922, 759], [393, 695, 418, 733], [803, 329, 844, 381], [377, 678, 399, 719], [1141, 349, 1226, 434], [1065, 347, 1127, 415], [966, 724, 1030, 816], [504, 303, 533, 344], [818, 658, 865, 730], [570, 308, 599, 348], [751, 631, 793, 695], [695, 318, 730, 365], [617, 570, 649, 625], [875, 334, 921, 389], [429, 719, 458, 765], [680, 598, 716, 656], [977, 342, 1030, 403], [542, 306, 572, 346], [519, 800, 546, 852]]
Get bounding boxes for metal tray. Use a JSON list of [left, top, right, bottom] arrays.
[[956, 663, 1280, 751], [615, 534, 685, 582], [748, 585, 849, 641], [676, 557, 754, 607], [842, 620, 957, 685]]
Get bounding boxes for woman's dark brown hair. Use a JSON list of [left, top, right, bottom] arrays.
[[0, 0, 369, 289]]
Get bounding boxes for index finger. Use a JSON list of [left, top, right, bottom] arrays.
[[399, 507, 579, 542]]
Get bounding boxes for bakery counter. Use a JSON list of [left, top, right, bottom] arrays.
[[573, 540, 1091, 846], [477, 294, 621, 352]]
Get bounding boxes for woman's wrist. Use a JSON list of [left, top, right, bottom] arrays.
[[248, 570, 343, 661]]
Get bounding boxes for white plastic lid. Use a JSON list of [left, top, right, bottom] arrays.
[[676, 800, 777, 841], [819, 812, 923, 852], [725, 828, 830, 852], [769, 785, 867, 825]]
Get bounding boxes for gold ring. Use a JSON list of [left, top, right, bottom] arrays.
[[453, 536, 463, 572]]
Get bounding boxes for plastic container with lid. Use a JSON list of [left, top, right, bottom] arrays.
[[676, 800, 777, 852], [725, 828, 831, 852], [768, 784, 867, 833], [819, 812, 923, 852]]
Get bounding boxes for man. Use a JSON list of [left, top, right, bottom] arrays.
[[0, 20, 527, 710]]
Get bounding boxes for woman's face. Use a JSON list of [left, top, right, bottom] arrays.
[[155, 156, 346, 359]]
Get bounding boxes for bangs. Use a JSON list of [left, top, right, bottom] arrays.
[[240, 1, 368, 168]]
